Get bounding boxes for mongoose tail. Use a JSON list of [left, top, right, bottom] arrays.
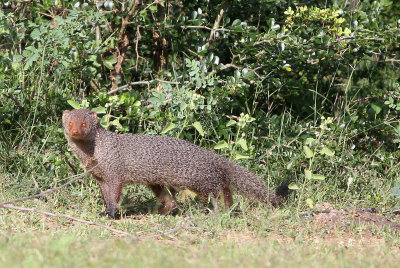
[[229, 164, 289, 207]]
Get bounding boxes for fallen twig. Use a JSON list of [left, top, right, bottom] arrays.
[[154, 226, 182, 239], [299, 207, 381, 218]]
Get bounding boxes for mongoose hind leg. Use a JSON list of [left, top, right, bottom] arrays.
[[149, 184, 178, 215], [210, 186, 232, 212], [222, 186, 233, 210], [97, 178, 123, 219]]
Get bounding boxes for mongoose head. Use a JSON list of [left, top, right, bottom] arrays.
[[62, 109, 99, 141]]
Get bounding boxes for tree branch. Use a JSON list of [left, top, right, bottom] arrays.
[[110, 0, 140, 91], [164, 25, 231, 32], [208, 6, 228, 42], [118, 0, 140, 41], [107, 80, 181, 95], [207, 63, 240, 78]]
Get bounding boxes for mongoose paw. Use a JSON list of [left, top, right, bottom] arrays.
[[158, 202, 179, 216], [99, 210, 120, 219]]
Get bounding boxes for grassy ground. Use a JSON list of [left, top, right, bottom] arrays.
[[1, 134, 399, 267], [1, 192, 400, 268]]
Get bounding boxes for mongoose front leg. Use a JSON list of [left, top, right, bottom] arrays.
[[149, 184, 178, 215], [159, 187, 178, 215], [97, 178, 123, 219]]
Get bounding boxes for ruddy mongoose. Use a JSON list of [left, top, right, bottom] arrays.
[[63, 109, 288, 218]]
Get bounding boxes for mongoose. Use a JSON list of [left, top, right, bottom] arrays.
[[63, 109, 288, 218]]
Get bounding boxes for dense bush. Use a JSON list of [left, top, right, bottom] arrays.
[[1, 0, 400, 210]]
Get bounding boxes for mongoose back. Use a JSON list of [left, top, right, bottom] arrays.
[[63, 109, 288, 218]]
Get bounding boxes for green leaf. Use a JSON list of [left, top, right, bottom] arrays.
[[30, 28, 42, 41], [191, 11, 198, 20], [320, 147, 334, 156], [161, 122, 176, 134], [232, 19, 241, 26], [67, 100, 80, 109], [88, 55, 101, 67], [245, 116, 256, 123], [149, 5, 158, 13], [214, 140, 229, 150], [305, 138, 315, 145], [312, 174, 326, 180], [180, 103, 188, 112], [343, 27, 351, 36], [103, 55, 117, 70], [91, 107, 106, 114], [148, 97, 161, 104], [226, 120, 236, 127], [306, 198, 314, 209], [303, 146, 314, 158], [304, 169, 312, 180], [236, 138, 248, 151], [235, 153, 250, 160], [192, 121, 204, 136], [286, 161, 293, 169], [371, 103, 382, 115], [288, 183, 299, 190], [111, 118, 122, 129]]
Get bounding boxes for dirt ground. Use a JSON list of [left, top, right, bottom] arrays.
[[308, 203, 400, 231], [289, 203, 400, 248]]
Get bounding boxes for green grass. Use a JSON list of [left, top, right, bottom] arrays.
[[1, 197, 400, 268], [2, 231, 399, 268]]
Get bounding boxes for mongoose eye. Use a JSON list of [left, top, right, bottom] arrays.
[[81, 122, 87, 128], [68, 122, 72, 127]]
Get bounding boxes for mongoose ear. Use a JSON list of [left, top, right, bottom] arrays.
[[62, 110, 70, 125], [89, 111, 98, 124]]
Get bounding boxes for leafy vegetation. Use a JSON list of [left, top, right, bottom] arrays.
[[1, 0, 400, 266]]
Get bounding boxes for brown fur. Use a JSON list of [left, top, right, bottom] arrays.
[[63, 109, 287, 218]]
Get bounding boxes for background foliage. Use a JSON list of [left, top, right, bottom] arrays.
[[1, 0, 400, 211]]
